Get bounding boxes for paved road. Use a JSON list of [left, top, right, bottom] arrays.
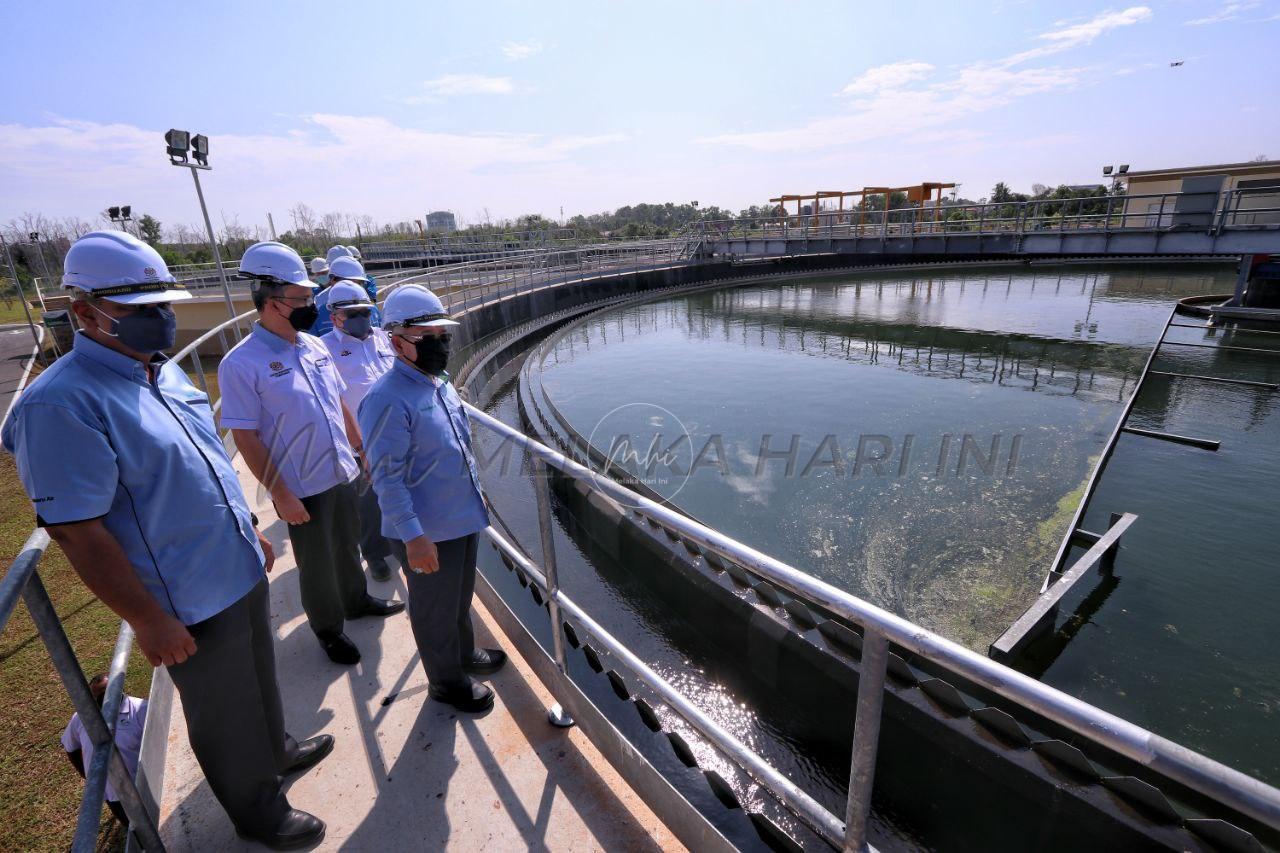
[[0, 324, 42, 428]]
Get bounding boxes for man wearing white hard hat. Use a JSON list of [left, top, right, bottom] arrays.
[[310, 255, 377, 337], [358, 285, 502, 713], [2, 231, 329, 848], [320, 281, 396, 581], [309, 256, 328, 285], [325, 244, 352, 266], [219, 241, 403, 669]]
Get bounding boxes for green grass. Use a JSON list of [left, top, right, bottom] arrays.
[[0, 454, 153, 851], [0, 299, 39, 325]]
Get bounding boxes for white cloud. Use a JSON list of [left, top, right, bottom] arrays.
[[1002, 6, 1152, 65], [1038, 6, 1153, 44], [404, 73, 514, 101], [839, 61, 934, 96], [501, 40, 544, 61], [698, 62, 1085, 153], [1185, 1, 1259, 25], [698, 8, 1150, 154], [0, 116, 628, 226]]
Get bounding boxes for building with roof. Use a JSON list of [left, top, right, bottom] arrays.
[[426, 210, 457, 233], [1117, 159, 1280, 227]]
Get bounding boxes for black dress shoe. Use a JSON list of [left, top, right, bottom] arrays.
[[428, 680, 495, 713], [317, 631, 361, 665], [282, 734, 334, 776], [464, 648, 508, 675], [237, 808, 325, 850], [369, 556, 392, 582], [348, 593, 405, 618]]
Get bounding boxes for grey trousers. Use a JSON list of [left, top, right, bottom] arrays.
[[288, 479, 367, 635], [390, 533, 478, 687], [355, 471, 392, 566], [167, 579, 298, 835]]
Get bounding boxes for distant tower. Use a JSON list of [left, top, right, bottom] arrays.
[[426, 210, 457, 233]]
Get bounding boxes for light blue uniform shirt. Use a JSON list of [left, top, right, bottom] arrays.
[[1, 333, 265, 625], [310, 287, 335, 337], [218, 323, 359, 499], [358, 361, 489, 543]]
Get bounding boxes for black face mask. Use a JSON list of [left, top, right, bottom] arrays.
[[284, 302, 319, 331], [411, 334, 450, 375], [342, 312, 373, 340], [94, 304, 177, 354]]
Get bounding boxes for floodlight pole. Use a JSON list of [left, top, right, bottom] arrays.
[[182, 162, 240, 339]]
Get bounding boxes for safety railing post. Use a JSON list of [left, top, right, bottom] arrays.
[[843, 628, 889, 853], [531, 457, 575, 728], [20, 572, 165, 851], [189, 348, 210, 398]]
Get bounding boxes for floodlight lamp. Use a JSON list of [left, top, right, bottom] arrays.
[[1102, 165, 1113, 175], [165, 128, 190, 162], [28, 232, 38, 242], [691, 200, 699, 208], [108, 206, 121, 219], [1118, 164, 1129, 174], [191, 134, 209, 166], [121, 205, 131, 219]]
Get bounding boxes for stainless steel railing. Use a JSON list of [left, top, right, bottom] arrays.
[[693, 188, 1280, 243], [461, 404, 1280, 850], [0, 533, 165, 851], [11, 230, 1278, 851], [171, 259, 1280, 848]]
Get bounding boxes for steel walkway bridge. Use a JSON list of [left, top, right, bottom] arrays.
[[697, 188, 1280, 260]]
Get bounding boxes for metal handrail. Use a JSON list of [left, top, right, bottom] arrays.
[[15, 233, 1279, 851], [485, 522, 848, 845], [459, 404, 1280, 841], [694, 188, 1280, 242], [0, 519, 164, 851]]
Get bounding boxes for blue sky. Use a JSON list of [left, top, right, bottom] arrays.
[[1, 1, 1277, 234]]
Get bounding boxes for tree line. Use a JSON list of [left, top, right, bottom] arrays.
[[1, 181, 1119, 294]]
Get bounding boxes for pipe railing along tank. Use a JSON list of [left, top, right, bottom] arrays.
[[693, 187, 1280, 242], [460, 405, 1280, 849], [166, 264, 1280, 850], [7, 220, 1276, 851]]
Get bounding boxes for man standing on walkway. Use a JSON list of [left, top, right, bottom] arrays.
[[320, 280, 396, 581], [359, 285, 504, 713], [219, 241, 403, 667], [4, 231, 329, 848]]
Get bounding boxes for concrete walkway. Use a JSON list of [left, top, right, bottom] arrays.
[[158, 458, 682, 851]]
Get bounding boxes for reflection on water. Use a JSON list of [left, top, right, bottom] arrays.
[[538, 265, 1232, 649]]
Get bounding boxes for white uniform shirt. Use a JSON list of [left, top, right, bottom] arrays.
[[320, 327, 396, 414], [218, 323, 359, 499], [61, 696, 147, 802]]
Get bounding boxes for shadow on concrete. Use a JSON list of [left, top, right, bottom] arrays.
[[343, 616, 666, 851]]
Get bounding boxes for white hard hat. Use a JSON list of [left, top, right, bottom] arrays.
[[239, 241, 316, 287], [326, 245, 353, 264], [61, 230, 192, 305], [310, 257, 329, 275], [327, 280, 373, 310], [329, 256, 366, 282], [382, 284, 458, 329], [347, 245, 362, 259]]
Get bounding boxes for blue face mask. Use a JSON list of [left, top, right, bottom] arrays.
[[342, 312, 373, 340], [94, 303, 178, 354]]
